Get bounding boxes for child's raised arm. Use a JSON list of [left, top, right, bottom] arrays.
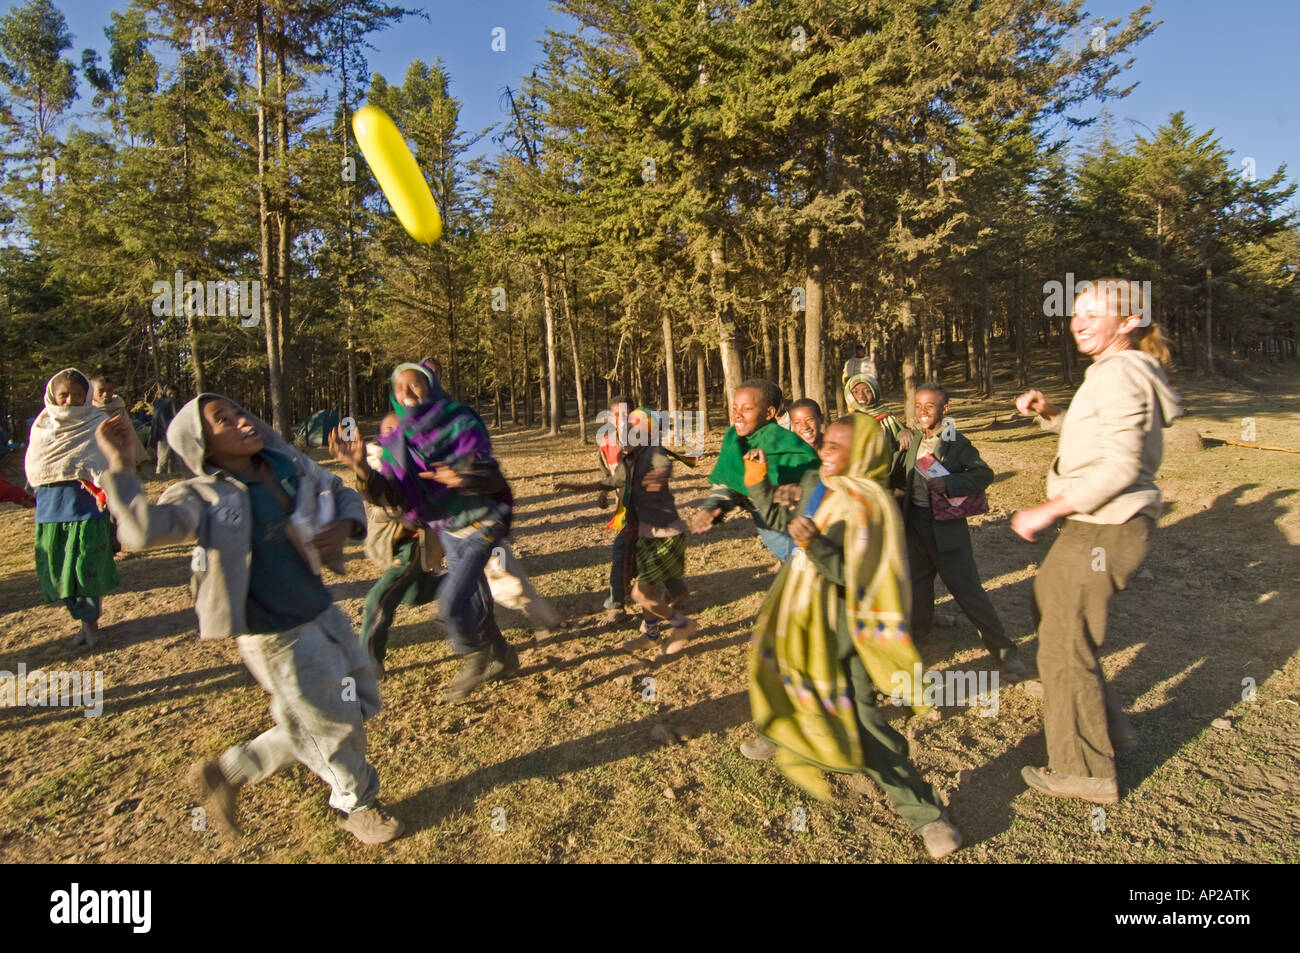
[[96, 417, 203, 549]]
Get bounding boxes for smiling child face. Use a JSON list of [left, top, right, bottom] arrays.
[[731, 387, 775, 438], [819, 421, 854, 478], [789, 406, 821, 447], [913, 390, 947, 434]]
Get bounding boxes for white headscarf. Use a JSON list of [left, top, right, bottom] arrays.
[[24, 369, 109, 488]]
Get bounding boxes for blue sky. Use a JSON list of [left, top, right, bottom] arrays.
[[17, 0, 1300, 187]]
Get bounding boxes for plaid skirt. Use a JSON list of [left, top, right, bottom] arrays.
[[634, 534, 686, 586]]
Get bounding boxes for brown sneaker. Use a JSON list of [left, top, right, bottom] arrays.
[[1021, 765, 1119, 804], [187, 760, 243, 836], [919, 813, 963, 860], [601, 607, 628, 627], [661, 617, 697, 655], [337, 800, 405, 845], [740, 736, 777, 761]]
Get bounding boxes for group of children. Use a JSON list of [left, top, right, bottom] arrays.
[[553, 368, 1023, 858], [24, 359, 544, 845], [17, 344, 1125, 860]]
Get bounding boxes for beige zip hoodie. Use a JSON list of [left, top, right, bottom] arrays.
[[1039, 349, 1183, 524], [102, 395, 366, 639]]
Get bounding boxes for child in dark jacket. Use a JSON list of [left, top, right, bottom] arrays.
[[96, 395, 404, 845], [891, 383, 1024, 676]]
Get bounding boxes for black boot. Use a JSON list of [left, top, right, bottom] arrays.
[[439, 647, 492, 703]]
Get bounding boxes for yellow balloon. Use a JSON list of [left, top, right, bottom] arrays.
[[352, 104, 442, 245]]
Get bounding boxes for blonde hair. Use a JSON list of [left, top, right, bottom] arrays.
[[1077, 277, 1172, 367]]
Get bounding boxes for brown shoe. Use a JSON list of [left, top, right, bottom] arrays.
[[1021, 765, 1119, 804], [601, 607, 628, 627], [188, 760, 243, 836], [439, 648, 492, 703], [919, 812, 963, 859], [337, 800, 405, 845]]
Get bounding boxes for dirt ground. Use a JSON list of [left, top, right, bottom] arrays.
[[2, 358, 1297, 863]]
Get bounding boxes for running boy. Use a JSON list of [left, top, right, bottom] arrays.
[[95, 396, 404, 845], [332, 361, 518, 703], [892, 383, 1025, 676], [690, 379, 820, 563]]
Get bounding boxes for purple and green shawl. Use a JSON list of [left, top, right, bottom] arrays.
[[375, 362, 500, 529]]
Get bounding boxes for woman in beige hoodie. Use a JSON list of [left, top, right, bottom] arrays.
[[1012, 280, 1182, 806]]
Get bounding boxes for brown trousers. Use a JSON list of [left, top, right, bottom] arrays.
[[1033, 515, 1152, 780]]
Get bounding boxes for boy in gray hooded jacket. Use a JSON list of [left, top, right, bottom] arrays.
[[95, 394, 404, 845]]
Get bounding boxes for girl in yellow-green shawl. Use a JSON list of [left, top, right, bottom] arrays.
[[742, 413, 963, 859]]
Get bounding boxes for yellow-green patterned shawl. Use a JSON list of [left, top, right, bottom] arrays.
[[749, 414, 928, 801]]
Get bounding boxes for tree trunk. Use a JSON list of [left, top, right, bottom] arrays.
[[696, 343, 709, 432], [981, 274, 993, 397], [709, 244, 743, 405], [759, 302, 774, 380], [900, 298, 920, 424], [538, 263, 560, 433], [786, 312, 802, 401], [1016, 266, 1027, 388], [1204, 265, 1214, 377], [560, 256, 587, 442], [522, 311, 532, 426], [274, 16, 293, 435], [777, 310, 786, 395], [803, 226, 826, 413], [255, 5, 286, 435], [662, 309, 678, 420]]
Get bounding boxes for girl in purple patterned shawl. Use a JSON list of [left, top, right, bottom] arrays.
[[331, 361, 519, 703]]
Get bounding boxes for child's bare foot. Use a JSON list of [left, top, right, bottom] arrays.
[[661, 617, 697, 655], [621, 634, 658, 654], [622, 619, 660, 654]]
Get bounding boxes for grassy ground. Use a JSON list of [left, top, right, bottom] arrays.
[[1, 356, 1298, 863]]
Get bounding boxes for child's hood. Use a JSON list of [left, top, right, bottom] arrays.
[[167, 393, 294, 477]]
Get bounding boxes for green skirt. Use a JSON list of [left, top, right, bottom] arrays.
[[34, 519, 120, 603], [634, 534, 686, 587]]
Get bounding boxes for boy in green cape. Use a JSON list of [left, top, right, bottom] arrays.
[[689, 379, 820, 564]]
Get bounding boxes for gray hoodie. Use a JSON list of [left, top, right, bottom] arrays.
[[102, 395, 366, 639], [1039, 349, 1184, 524]]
